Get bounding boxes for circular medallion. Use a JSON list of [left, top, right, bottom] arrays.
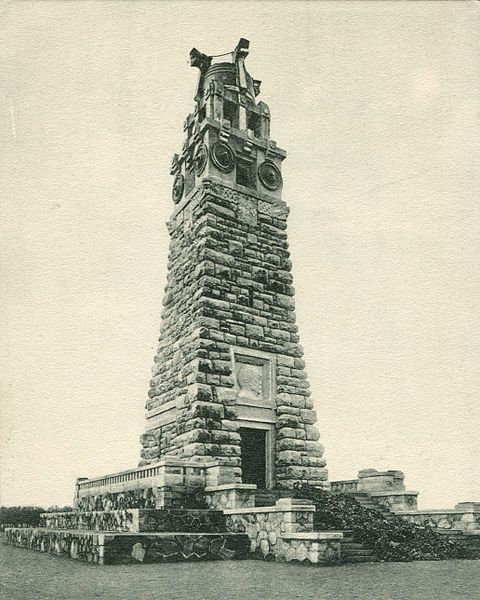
[[193, 144, 208, 175], [171, 173, 184, 204], [258, 161, 282, 191], [211, 142, 235, 173]]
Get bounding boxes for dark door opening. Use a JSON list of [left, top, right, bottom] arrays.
[[239, 427, 267, 488]]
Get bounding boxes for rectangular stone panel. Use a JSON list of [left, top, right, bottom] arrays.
[[231, 346, 276, 408]]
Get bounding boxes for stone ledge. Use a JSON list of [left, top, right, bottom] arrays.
[[455, 502, 480, 511], [275, 498, 313, 508], [205, 483, 257, 492], [145, 400, 177, 420], [282, 531, 344, 541], [396, 508, 477, 515], [369, 490, 419, 497], [224, 505, 315, 515]]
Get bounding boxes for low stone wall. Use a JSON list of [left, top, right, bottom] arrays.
[[397, 506, 480, 532], [76, 487, 157, 511], [75, 484, 209, 512], [369, 491, 418, 512], [5, 528, 103, 564], [40, 509, 226, 533], [4, 527, 250, 565], [224, 498, 342, 564]]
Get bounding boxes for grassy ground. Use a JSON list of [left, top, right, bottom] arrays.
[[1, 537, 479, 600]]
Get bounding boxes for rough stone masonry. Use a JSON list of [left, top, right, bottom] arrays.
[[139, 39, 327, 490]]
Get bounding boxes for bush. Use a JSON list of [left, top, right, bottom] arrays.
[[0, 506, 44, 529], [292, 483, 473, 561]]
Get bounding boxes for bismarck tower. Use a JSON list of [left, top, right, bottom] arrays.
[[7, 39, 478, 569], [140, 39, 327, 491]]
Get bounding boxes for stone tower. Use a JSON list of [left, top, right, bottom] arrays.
[[140, 39, 327, 490]]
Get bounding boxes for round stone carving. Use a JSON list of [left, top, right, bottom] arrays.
[[171, 173, 184, 204], [211, 142, 235, 173], [258, 161, 282, 191], [193, 144, 208, 175]]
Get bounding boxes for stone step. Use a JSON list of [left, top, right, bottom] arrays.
[[437, 530, 480, 541], [343, 555, 378, 563], [4, 527, 250, 565], [439, 531, 480, 555], [342, 548, 375, 557], [337, 529, 376, 563]]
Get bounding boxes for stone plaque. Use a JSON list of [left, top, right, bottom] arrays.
[[231, 347, 275, 409], [236, 363, 264, 400]]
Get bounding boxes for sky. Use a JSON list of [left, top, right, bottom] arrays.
[[1, 1, 479, 510]]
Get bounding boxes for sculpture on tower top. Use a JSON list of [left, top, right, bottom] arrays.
[[190, 38, 261, 102]]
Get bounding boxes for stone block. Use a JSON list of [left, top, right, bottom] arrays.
[[277, 414, 301, 428], [277, 437, 305, 452], [276, 427, 298, 439], [306, 467, 328, 481], [284, 466, 309, 479], [277, 450, 302, 464], [305, 425, 320, 441], [305, 441, 324, 456], [300, 409, 317, 424], [277, 405, 300, 416], [245, 324, 263, 339], [301, 456, 327, 468], [210, 430, 241, 445], [191, 401, 224, 420]]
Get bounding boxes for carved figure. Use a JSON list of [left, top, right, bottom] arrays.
[[236, 363, 263, 400]]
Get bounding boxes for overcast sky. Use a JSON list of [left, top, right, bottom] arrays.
[[1, 1, 479, 509]]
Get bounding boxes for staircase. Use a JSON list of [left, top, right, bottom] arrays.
[[338, 531, 377, 563], [437, 529, 480, 558], [252, 489, 385, 564]]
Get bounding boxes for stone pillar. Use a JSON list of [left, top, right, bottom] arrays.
[[357, 469, 405, 492]]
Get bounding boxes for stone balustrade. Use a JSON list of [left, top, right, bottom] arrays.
[[76, 458, 215, 496], [331, 469, 406, 495], [75, 457, 238, 510], [330, 479, 359, 494]]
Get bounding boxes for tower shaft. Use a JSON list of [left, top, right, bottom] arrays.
[[141, 40, 327, 489]]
